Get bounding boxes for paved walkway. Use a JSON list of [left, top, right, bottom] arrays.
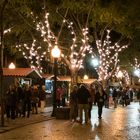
[[0, 107, 53, 133], [0, 103, 140, 140]]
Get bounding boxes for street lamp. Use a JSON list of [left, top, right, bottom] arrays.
[[117, 71, 123, 78], [51, 44, 61, 117], [134, 69, 140, 77], [117, 70, 123, 85], [83, 74, 89, 80], [91, 58, 99, 68], [8, 62, 15, 69]]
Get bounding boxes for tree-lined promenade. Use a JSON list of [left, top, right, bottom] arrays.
[[0, 0, 140, 126]]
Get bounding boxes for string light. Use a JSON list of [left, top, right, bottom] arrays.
[[96, 30, 128, 81], [16, 11, 95, 75], [0, 28, 11, 45], [36, 11, 94, 72], [132, 58, 140, 70], [15, 39, 46, 73]]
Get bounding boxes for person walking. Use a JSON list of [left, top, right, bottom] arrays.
[[95, 85, 107, 119], [88, 84, 96, 120], [112, 88, 118, 108], [69, 85, 78, 122], [136, 88, 140, 105], [77, 84, 90, 124]]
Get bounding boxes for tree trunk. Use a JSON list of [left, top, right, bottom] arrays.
[[0, 0, 8, 127], [70, 70, 78, 92], [102, 79, 109, 90], [71, 72, 77, 86]]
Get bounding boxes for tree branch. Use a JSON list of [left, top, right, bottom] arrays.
[[56, 8, 69, 42]]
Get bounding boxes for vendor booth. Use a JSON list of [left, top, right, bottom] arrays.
[[3, 68, 42, 92]]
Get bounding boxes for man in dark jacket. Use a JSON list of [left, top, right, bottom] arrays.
[[22, 84, 32, 118], [77, 84, 90, 124]]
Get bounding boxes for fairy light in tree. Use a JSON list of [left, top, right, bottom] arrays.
[[16, 40, 46, 73], [116, 67, 130, 85], [0, 28, 11, 45], [36, 12, 57, 52], [4, 28, 11, 34], [17, 11, 94, 77], [132, 58, 140, 70], [123, 70, 130, 85], [131, 58, 140, 79], [61, 19, 93, 72], [15, 12, 59, 73], [96, 30, 128, 81], [36, 11, 93, 73]]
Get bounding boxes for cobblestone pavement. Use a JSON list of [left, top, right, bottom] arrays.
[[0, 102, 140, 140]]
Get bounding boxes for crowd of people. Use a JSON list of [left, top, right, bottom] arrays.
[[4, 83, 46, 121], [69, 83, 140, 124], [3, 81, 140, 123]]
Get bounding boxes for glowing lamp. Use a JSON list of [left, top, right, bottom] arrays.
[[51, 45, 61, 58], [9, 62, 15, 69]]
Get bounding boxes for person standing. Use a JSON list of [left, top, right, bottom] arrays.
[[69, 85, 78, 122], [77, 84, 90, 124], [31, 85, 39, 114], [61, 85, 67, 107], [22, 84, 32, 118], [10, 85, 17, 120], [56, 86, 62, 108], [104, 86, 110, 108], [95, 85, 107, 119], [5, 85, 17, 120], [39, 85, 46, 113], [15, 83, 23, 117]]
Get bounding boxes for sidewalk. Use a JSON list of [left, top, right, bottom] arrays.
[[0, 106, 53, 133]]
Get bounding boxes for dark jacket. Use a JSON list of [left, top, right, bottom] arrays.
[[95, 90, 107, 106], [70, 91, 77, 105], [23, 89, 32, 102], [77, 85, 90, 104], [5, 89, 17, 107], [39, 90, 46, 101]]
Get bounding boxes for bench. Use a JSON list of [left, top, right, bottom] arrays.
[[55, 107, 70, 120]]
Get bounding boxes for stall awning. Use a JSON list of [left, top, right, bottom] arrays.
[[81, 79, 97, 84], [42, 74, 70, 81], [3, 68, 42, 79], [42, 74, 96, 83]]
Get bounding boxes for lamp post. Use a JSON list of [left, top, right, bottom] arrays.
[[51, 45, 61, 117]]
